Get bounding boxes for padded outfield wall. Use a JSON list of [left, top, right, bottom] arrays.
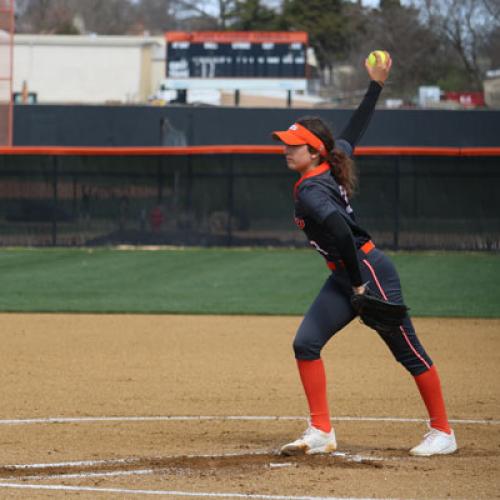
[[0, 146, 498, 250], [12, 104, 500, 147], [2, 105, 500, 250]]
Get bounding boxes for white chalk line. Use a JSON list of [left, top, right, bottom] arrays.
[[0, 451, 405, 499], [2, 450, 271, 471], [5, 462, 375, 483], [1, 449, 390, 477], [0, 482, 394, 499], [3, 457, 134, 470], [0, 468, 159, 481], [0, 414, 497, 425]]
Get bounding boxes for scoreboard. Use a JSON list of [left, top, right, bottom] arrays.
[[164, 31, 308, 91]]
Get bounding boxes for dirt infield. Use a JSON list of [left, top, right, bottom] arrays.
[[0, 313, 498, 499]]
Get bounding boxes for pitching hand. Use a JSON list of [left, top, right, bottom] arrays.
[[365, 51, 392, 85]]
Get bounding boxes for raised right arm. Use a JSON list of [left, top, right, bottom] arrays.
[[338, 52, 392, 154]]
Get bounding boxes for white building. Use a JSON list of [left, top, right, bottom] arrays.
[[484, 70, 500, 108], [12, 34, 324, 107], [13, 34, 166, 104]]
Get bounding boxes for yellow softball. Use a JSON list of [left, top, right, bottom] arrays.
[[367, 50, 388, 67]]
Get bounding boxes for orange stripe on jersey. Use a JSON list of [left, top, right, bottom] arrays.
[[293, 162, 330, 199], [360, 240, 375, 254]]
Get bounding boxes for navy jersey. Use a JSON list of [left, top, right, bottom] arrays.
[[291, 81, 382, 265], [294, 140, 371, 264]]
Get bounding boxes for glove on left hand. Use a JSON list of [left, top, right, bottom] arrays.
[[351, 287, 408, 334]]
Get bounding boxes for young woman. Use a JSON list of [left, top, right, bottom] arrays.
[[272, 53, 457, 457]]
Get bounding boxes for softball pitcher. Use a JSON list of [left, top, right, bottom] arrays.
[[272, 52, 457, 457]]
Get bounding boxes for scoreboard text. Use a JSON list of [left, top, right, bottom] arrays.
[[165, 31, 308, 80]]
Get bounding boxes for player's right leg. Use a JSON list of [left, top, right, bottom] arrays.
[[281, 273, 355, 455]]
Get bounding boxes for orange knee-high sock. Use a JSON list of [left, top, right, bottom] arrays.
[[296, 359, 331, 433], [414, 365, 451, 434]]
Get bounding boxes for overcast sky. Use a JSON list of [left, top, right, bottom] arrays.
[[199, 0, 384, 14]]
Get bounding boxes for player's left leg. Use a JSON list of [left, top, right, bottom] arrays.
[[410, 366, 457, 456], [360, 249, 457, 456]]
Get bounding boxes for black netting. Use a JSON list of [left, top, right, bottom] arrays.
[[0, 153, 499, 250]]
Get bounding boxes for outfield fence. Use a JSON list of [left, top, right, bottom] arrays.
[[0, 146, 499, 250]]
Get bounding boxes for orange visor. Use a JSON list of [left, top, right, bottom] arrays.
[[272, 123, 327, 157]]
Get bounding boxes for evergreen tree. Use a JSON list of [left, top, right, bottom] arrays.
[[281, 0, 352, 68], [229, 0, 279, 30]]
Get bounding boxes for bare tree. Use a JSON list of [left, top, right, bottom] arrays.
[[15, 0, 239, 34], [132, 0, 179, 34], [415, 0, 497, 88], [481, 0, 500, 25], [16, 0, 138, 34], [175, 0, 236, 28], [76, 0, 138, 35], [337, 1, 450, 101], [16, 0, 77, 33]]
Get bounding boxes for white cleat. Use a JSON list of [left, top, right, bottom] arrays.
[[410, 428, 458, 456], [280, 425, 337, 456]]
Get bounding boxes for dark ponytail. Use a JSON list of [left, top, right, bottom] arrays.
[[296, 116, 358, 198]]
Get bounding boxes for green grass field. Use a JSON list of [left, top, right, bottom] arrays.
[[0, 247, 499, 317]]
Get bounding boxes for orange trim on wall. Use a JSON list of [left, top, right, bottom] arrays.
[[0, 146, 499, 157], [164, 31, 191, 42], [165, 31, 308, 44], [460, 147, 500, 157], [354, 146, 461, 157], [0, 145, 282, 156]]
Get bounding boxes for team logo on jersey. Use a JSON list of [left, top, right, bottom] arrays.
[[294, 217, 305, 229]]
